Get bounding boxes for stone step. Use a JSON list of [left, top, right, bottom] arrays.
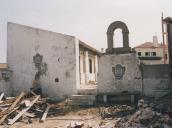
[[77, 88, 98, 95], [68, 100, 94, 106], [71, 95, 96, 101], [68, 94, 96, 106]]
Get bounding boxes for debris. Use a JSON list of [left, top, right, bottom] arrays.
[[8, 95, 40, 125], [40, 104, 50, 122], [67, 121, 84, 128], [0, 91, 52, 125], [0, 92, 25, 124], [115, 97, 172, 128], [100, 122, 114, 128], [100, 105, 135, 119]]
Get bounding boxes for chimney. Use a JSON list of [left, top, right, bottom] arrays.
[[153, 36, 158, 47]]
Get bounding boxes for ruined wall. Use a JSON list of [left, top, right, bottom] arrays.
[[142, 64, 169, 97], [0, 70, 12, 95], [98, 53, 142, 94], [7, 22, 79, 100]]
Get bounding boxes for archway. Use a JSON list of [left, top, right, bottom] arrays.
[[106, 21, 131, 54]]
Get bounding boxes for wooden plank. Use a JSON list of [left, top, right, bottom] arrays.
[[0, 93, 4, 101], [30, 91, 37, 96], [40, 105, 50, 122], [24, 112, 35, 118], [8, 95, 40, 125], [0, 107, 19, 119], [10, 92, 25, 110], [16, 110, 35, 118], [0, 92, 25, 124]]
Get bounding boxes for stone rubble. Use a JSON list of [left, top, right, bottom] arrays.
[[115, 99, 172, 128]]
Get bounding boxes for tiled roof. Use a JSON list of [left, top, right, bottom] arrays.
[[0, 63, 7, 69], [134, 42, 167, 48]]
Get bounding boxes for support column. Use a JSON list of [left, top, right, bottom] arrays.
[[79, 52, 84, 85], [94, 55, 98, 82], [84, 51, 89, 84], [164, 17, 172, 89]]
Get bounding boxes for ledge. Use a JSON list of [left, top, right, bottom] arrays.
[[139, 56, 162, 60]]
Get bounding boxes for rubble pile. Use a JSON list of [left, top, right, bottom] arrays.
[[100, 104, 135, 119], [115, 99, 172, 128], [154, 92, 172, 116], [1, 90, 172, 128], [0, 92, 53, 125]]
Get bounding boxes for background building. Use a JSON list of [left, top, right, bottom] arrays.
[[134, 36, 168, 65]]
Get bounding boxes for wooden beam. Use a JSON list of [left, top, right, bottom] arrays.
[[30, 91, 37, 96], [0, 92, 25, 124], [16, 110, 35, 118], [40, 105, 50, 122], [24, 112, 35, 118], [8, 95, 40, 125]]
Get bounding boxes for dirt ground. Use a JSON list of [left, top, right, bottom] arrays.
[[1, 107, 103, 128], [0, 102, 133, 128], [3, 98, 171, 128]]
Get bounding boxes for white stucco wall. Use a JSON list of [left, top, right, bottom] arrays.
[[7, 22, 79, 100], [98, 53, 142, 94]]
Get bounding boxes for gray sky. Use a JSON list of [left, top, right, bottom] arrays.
[[0, 0, 172, 63]]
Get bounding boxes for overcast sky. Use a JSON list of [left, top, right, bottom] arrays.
[[0, 0, 172, 62]]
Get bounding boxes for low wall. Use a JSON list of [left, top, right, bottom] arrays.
[[142, 64, 169, 97]]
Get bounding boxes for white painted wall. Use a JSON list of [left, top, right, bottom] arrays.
[[7, 22, 79, 100], [98, 53, 142, 94]]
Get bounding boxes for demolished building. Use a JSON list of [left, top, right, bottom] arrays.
[[0, 21, 170, 103]]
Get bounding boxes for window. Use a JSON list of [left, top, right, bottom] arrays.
[[138, 52, 141, 56], [89, 59, 92, 73], [152, 52, 156, 56], [165, 53, 168, 59], [145, 52, 156, 57], [145, 52, 150, 56]]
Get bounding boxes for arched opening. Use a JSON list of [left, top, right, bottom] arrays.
[[113, 29, 123, 48], [106, 21, 130, 54]]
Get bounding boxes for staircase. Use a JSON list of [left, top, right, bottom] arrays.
[[68, 85, 97, 106]]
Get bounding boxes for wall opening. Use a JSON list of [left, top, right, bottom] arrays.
[[55, 78, 59, 83], [89, 59, 92, 73], [113, 29, 123, 48]]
